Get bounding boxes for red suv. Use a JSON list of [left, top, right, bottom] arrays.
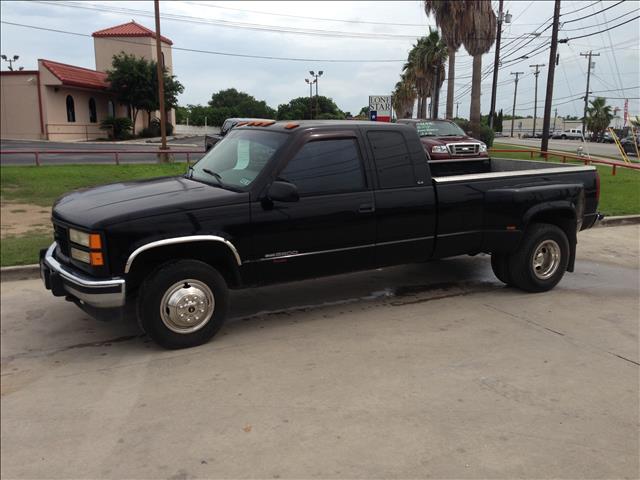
[[397, 119, 489, 160]]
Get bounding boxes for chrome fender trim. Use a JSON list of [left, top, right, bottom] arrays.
[[125, 235, 242, 273]]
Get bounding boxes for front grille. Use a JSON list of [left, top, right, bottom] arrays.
[[449, 143, 480, 156], [53, 223, 70, 256]]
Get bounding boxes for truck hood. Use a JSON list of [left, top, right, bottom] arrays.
[[419, 135, 475, 146], [52, 176, 247, 229]]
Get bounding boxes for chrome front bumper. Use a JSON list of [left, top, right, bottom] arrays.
[[40, 242, 126, 308]]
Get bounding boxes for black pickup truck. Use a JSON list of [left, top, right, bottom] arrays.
[[41, 121, 600, 348]]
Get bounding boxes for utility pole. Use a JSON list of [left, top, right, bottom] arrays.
[[553, 107, 558, 131], [455, 102, 459, 118], [489, 1, 510, 129], [510, 72, 524, 137], [580, 50, 599, 135], [309, 70, 323, 119], [154, 0, 169, 162], [541, 0, 561, 155], [529, 63, 545, 137], [305, 78, 316, 119]]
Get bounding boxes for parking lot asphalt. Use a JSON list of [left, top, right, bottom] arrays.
[[0, 138, 206, 165], [1, 225, 638, 479]]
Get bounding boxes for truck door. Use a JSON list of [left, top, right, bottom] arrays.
[[366, 130, 437, 266], [250, 131, 376, 284]]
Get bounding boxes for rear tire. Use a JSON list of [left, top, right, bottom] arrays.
[[507, 223, 569, 292], [137, 260, 229, 349]]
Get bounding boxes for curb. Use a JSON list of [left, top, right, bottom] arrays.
[[2, 216, 638, 282], [1, 264, 40, 282], [595, 215, 640, 228]]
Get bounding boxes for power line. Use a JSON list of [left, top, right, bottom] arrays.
[[559, 7, 637, 31], [561, 15, 640, 41], [184, 1, 430, 27], [0, 21, 407, 63], [559, 0, 603, 16], [560, 0, 625, 23]]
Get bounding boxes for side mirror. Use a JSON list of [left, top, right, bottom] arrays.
[[267, 180, 299, 202]]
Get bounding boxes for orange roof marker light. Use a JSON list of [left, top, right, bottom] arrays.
[[284, 123, 299, 129], [235, 121, 249, 127], [260, 120, 276, 126]]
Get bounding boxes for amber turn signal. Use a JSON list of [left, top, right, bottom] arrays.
[[89, 234, 102, 249], [90, 252, 104, 266]]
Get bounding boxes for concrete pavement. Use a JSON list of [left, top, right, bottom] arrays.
[[1, 225, 638, 478]]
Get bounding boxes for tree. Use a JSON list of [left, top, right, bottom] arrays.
[[585, 97, 613, 141], [460, 0, 497, 135], [277, 96, 345, 120], [358, 106, 370, 117], [106, 53, 184, 134], [392, 76, 417, 119], [207, 88, 276, 126], [496, 108, 504, 133], [424, 1, 465, 119], [403, 30, 447, 119]]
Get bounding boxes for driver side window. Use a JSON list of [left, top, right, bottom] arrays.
[[279, 138, 365, 196]]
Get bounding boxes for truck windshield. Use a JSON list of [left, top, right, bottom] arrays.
[[190, 129, 287, 190], [415, 121, 465, 137]]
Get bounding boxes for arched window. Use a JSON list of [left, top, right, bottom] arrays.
[[66, 95, 75, 122], [88, 98, 97, 123], [107, 100, 115, 118]]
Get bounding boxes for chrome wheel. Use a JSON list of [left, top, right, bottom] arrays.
[[160, 279, 215, 334], [532, 240, 561, 280]]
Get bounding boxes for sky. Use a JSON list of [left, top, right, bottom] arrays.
[[1, 0, 639, 121]]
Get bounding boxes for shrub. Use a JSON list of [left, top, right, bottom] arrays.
[[477, 125, 495, 147], [142, 118, 174, 138], [100, 116, 133, 140]]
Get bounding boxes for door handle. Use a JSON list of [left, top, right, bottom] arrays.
[[358, 203, 375, 213]]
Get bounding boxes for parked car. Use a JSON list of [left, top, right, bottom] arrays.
[[41, 120, 600, 349], [552, 129, 584, 140], [621, 133, 639, 156], [397, 118, 489, 160], [204, 118, 273, 151]]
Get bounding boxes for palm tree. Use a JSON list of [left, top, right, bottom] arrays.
[[460, 0, 496, 134], [392, 75, 417, 119], [403, 30, 448, 118], [424, 1, 465, 119], [585, 97, 613, 141], [422, 29, 448, 118]]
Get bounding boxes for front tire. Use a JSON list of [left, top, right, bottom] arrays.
[[507, 223, 569, 292], [137, 260, 229, 349]]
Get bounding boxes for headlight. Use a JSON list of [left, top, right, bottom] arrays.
[[431, 145, 448, 153], [70, 247, 91, 264], [69, 229, 102, 249], [69, 229, 104, 266], [479, 143, 488, 153]]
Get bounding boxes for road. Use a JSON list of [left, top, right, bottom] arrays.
[[496, 136, 627, 159], [1, 225, 638, 478], [0, 138, 207, 165]]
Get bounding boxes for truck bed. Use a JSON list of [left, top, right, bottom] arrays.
[[429, 157, 593, 180]]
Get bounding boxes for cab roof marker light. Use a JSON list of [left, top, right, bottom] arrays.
[[284, 123, 299, 129]]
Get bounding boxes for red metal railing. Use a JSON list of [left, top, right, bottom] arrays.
[[490, 148, 640, 176], [0, 149, 205, 166]]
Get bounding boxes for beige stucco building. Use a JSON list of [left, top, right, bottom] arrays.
[[0, 21, 175, 141]]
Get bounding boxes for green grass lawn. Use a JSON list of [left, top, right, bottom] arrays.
[[1, 163, 187, 207], [1, 231, 52, 267], [491, 143, 640, 216]]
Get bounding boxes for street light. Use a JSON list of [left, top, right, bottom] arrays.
[[305, 78, 316, 119], [1, 54, 21, 71], [309, 70, 323, 119]]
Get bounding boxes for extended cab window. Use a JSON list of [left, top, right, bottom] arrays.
[[279, 138, 365, 196], [367, 131, 415, 189]]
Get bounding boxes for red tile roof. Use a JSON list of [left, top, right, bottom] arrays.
[[40, 60, 109, 90], [92, 21, 173, 45]]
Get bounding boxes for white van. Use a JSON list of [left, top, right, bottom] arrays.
[[553, 128, 583, 140]]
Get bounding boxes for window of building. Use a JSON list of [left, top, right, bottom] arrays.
[[107, 100, 115, 118], [279, 138, 365, 196], [88, 98, 97, 123], [367, 131, 414, 189], [66, 95, 75, 123]]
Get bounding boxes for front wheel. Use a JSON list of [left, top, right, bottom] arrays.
[[137, 260, 229, 349], [507, 223, 570, 292]]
